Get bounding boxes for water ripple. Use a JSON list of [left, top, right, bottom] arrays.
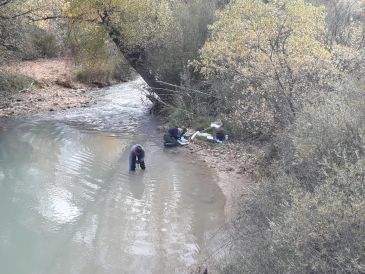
[[0, 79, 225, 274]]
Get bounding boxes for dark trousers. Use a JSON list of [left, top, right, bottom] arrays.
[[129, 155, 145, 171], [163, 133, 178, 147]]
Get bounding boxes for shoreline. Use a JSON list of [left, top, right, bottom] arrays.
[[0, 59, 94, 118], [184, 140, 263, 274], [182, 140, 258, 222], [0, 85, 94, 118]]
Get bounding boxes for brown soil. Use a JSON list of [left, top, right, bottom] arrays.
[[0, 58, 94, 117]]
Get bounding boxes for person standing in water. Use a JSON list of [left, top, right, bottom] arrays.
[[129, 144, 146, 171]]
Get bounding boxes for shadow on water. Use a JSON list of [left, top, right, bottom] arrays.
[[128, 171, 146, 200], [0, 79, 225, 274]]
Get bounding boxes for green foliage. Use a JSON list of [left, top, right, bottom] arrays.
[[32, 30, 60, 58], [167, 108, 212, 131], [191, 0, 339, 138], [280, 88, 365, 189], [75, 61, 133, 84], [165, 109, 193, 128], [68, 24, 134, 84], [271, 162, 365, 273], [62, 0, 221, 98], [218, 89, 365, 273], [64, 0, 182, 52], [151, 0, 219, 84], [190, 116, 211, 131]]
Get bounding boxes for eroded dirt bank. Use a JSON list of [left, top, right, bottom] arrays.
[[0, 58, 94, 117]]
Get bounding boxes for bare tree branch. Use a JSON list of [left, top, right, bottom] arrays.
[[0, 0, 12, 8]]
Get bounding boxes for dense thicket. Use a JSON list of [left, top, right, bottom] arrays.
[[190, 0, 365, 273]]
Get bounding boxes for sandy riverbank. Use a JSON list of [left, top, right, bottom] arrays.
[[182, 139, 262, 222], [0, 59, 94, 117], [184, 139, 265, 274]]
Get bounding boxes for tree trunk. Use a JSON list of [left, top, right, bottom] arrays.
[[102, 15, 175, 107]]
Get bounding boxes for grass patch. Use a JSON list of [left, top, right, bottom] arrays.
[[76, 63, 134, 85], [0, 73, 35, 95], [167, 109, 212, 130]]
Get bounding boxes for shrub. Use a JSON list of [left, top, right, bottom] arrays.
[[279, 89, 365, 190], [271, 161, 365, 273], [69, 25, 134, 85], [193, 0, 335, 139], [32, 30, 60, 58], [216, 88, 365, 273], [166, 109, 194, 128], [0, 73, 34, 94]]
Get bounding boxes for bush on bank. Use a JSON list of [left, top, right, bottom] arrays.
[[215, 89, 365, 273], [0, 73, 34, 95]]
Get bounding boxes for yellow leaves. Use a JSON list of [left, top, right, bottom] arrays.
[[192, 0, 340, 136], [198, 0, 331, 81], [63, 0, 181, 51]]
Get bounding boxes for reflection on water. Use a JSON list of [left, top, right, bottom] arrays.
[[0, 80, 225, 274], [128, 176, 145, 200]]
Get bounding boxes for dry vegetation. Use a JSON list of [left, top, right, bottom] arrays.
[[0, 59, 92, 117]]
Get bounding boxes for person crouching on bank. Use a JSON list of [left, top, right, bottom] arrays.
[[163, 127, 187, 147]]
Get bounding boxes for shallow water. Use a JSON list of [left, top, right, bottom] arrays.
[[0, 80, 225, 274]]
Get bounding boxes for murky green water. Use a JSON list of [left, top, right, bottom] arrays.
[[0, 80, 225, 274]]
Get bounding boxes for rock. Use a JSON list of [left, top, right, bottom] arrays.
[[49, 108, 54, 111], [55, 79, 76, 89], [92, 81, 105, 88]]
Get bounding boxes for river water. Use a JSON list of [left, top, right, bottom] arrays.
[[0, 80, 225, 274]]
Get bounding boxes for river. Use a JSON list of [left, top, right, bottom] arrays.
[[0, 80, 225, 274]]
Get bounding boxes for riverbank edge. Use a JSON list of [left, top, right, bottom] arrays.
[[0, 84, 95, 118], [0, 58, 118, 118], [181, 139, 268, 273], [181, 139, 263, 222]]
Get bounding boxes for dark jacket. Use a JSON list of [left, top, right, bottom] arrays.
[[129, 144, 145, 171], [168, 128, 182, 138]]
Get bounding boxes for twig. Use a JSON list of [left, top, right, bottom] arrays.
[[155, 80, 220, 98], [18, 81, 34, 93]]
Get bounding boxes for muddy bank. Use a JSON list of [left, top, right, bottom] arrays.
[[0, 59, 94, 117], [182, 139, 265, 222], [181, 139, 266, 274]]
